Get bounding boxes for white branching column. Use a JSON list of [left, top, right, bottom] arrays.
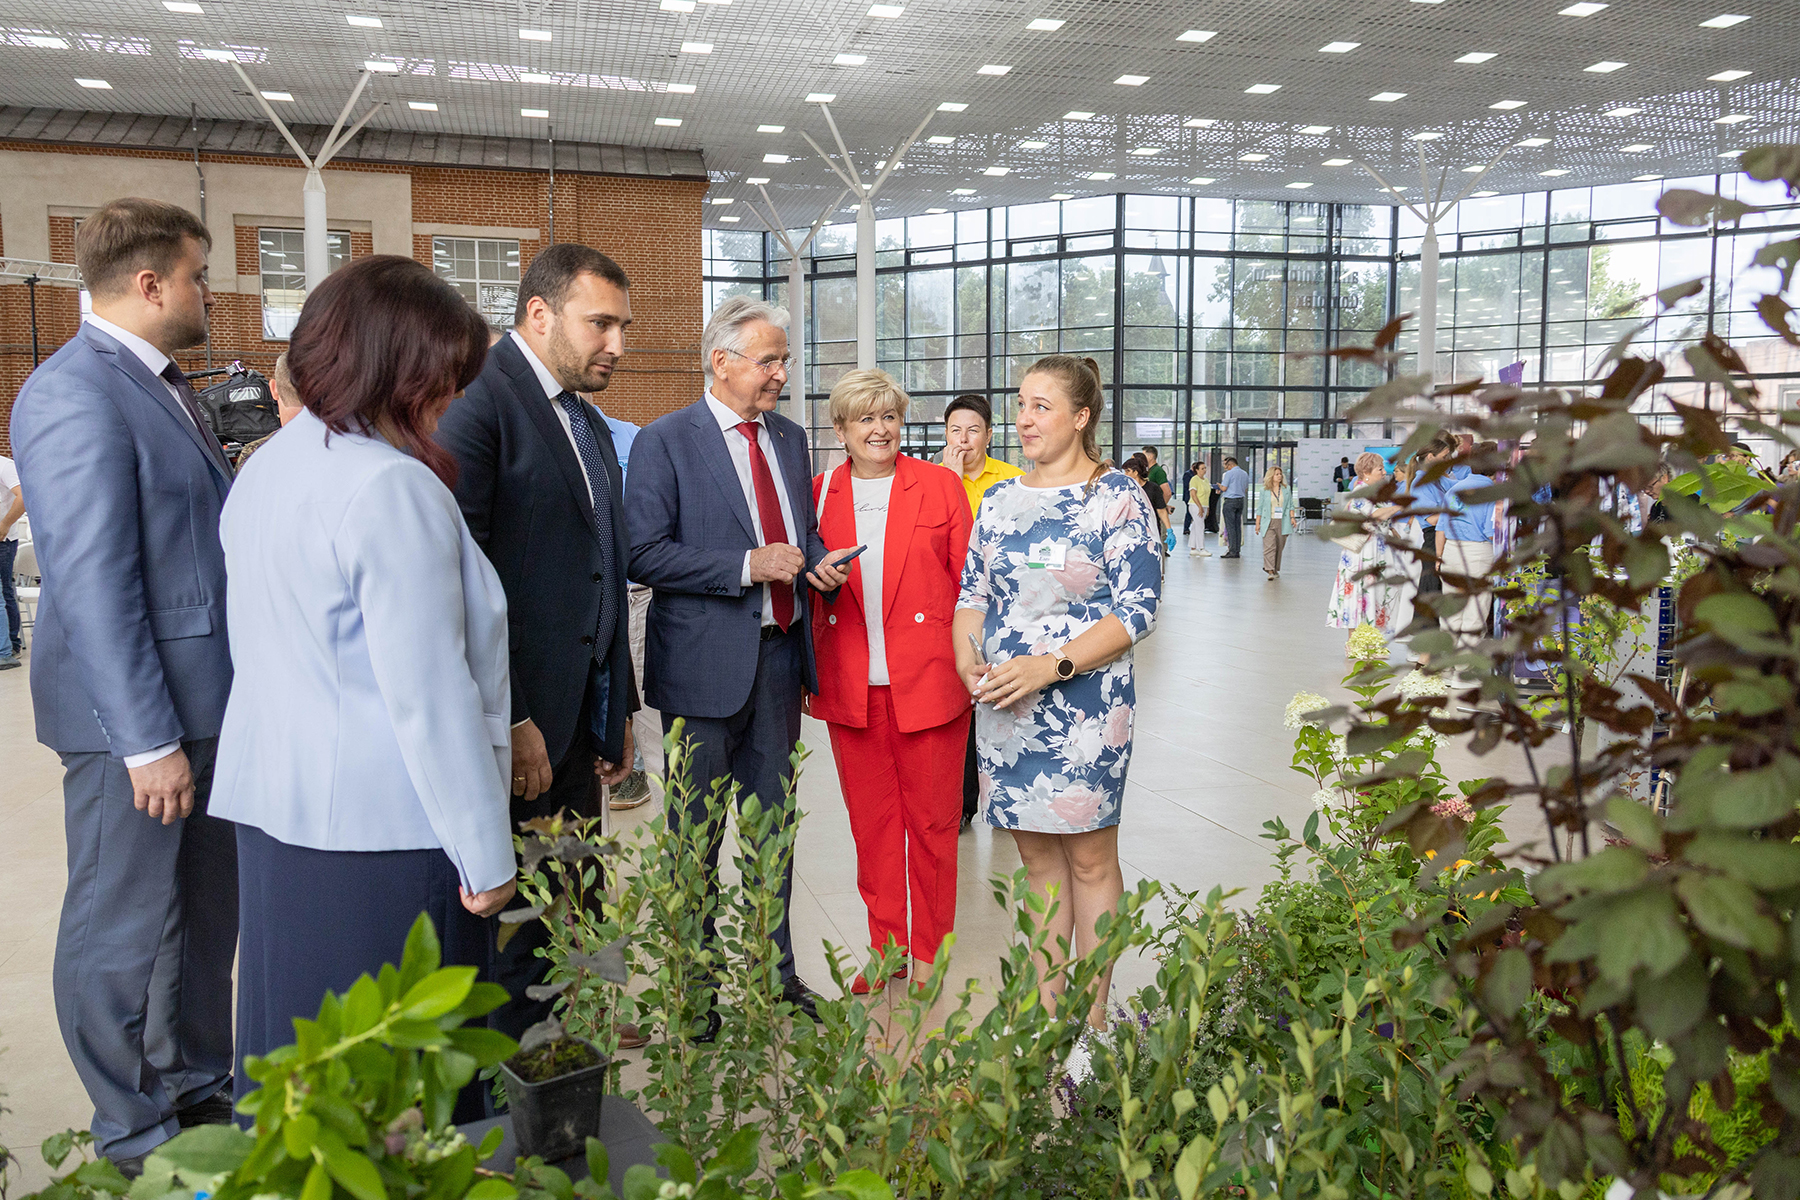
[[752, 186, 850, 433]]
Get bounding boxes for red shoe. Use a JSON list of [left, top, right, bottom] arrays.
[[849, 962, 909, 995]]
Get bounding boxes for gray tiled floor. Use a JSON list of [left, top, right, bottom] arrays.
[[0, 528, 1554, 1181]]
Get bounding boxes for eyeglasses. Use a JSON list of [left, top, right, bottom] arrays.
[[725, 347, 791, 374]]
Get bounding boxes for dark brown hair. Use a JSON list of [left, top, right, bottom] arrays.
[[944, 393, 992, 427], [287, 255, 488, 488], [75, 198, 212, 299], [514, 243, 630, 326]]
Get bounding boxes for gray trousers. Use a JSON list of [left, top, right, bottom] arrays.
[[54, 738, 237, 1159]]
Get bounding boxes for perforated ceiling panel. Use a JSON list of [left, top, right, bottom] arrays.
[[0, 0, 1792, 227]]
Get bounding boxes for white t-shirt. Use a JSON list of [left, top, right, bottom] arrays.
[[0, 456, 23, 543], [852, 474, 894, 686]]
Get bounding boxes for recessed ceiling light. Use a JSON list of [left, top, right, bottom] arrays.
[[763, 153, 790, 162], [261, 89, 293, 101], [1560, 2, 1607, 14], [835, 52, 867, 65], [927, 135, 956, 144], [1177, 29, 1217, 42], [1621, 143, 1653, 152], [522, 107, 549, 117], [520, 28, 551, 40], [1699, 12, 1747, 26], [1087, 171, 1115, 180], [1715, 113, 1750, 123], [1187, 176, 1215, 185], [720, 215, 739, 222], [1049, 193, 1074, 200], [710, 197, 734, 204], [1490, 99, 1527, 110], [164, 0, 204, 11], [978, 63, 1012, 75], [1027, 18, 1064, 30], [1461, 163, 1487, 171], [655, 117, 682, 126], [667, 82, 696, 93], [869, 3, 904, 15], [364, 60, 400, 72], [983, 166, 1010, 175], [408, 100, 437, 110], [1411, 131, 1444, 140], [1709, 69, 1751, 81], [1470, 190, 1496, 197], [805, 92, 835, 102], [1720, 149, 1745, 158], [1517, 136, 1552, 145], [1604, 106, 1642, 117], [346, 14, 382, 27], [1183, 117, 1216, 127], [1130, 146, 1162, 156], [952, 187, 977, 194], [1244, 83, 1280, 94], [1117, 74, 1149, 85], [519, 71, 556, 83], [925, 207, 947, 213], [757, 124, 784, 132], [1633, 173, 1664, 181], [747, 175, 769, 183], [1586, 61, 1627, 72], [938, 101, 968, 111], [682, 41, 713, 53], [198, 48, 238, 60], [1019, 139, 1048, 148], [1298, 124, 1332, 134], [1370, 91, 1406, 102], [1456, 52, 1497, 63], [1322, 157, 1352, 166], [1540, 168, 1571, 176], [1064, 110, 1095, 120], [661, 0, 696, 10], [1286, 181, 1314, 189], [1238, 153, 1269, 161], [22, 34, 70, 47], [1319, 41, 1360, 53]]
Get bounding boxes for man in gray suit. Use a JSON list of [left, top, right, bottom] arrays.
[[10, 198, 238, 1172]]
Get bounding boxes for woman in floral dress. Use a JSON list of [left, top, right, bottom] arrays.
[[953, 355, 1161, 1033], [1327, 452, 1403, 643]]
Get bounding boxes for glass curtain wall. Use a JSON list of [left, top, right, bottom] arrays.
[[703, 176, 1800, 464]]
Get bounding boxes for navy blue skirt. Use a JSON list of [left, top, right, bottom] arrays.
[[232, 824, 492, 1121]]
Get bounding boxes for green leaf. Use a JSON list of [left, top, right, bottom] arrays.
[[925, 1140, 960, 1188], [41, 1131, 92, 1170], [1483, 948, 1533, 1019], [706, 1126, 760, 1179], [400, 967, 477, 1021], [1696, 591, 1779, 640], [343, 974, 384, 1036], [477, 1127, 506, 1164], [152, 1126, 256, 1177], [1534, 846, 1649, 906], [301, 1161, 333, 1200], [1684, 834, 1800, 889], [824, 1169, 894, 1200], [1677, 873, 1784, 956], [1742, 145, 1800, 191], [653, 1144, 698, 1186], [446, 1027, 520, 1067], [1636, 950, 1708, 1040], [620, 1165, 664, 1200], [1606, 796, 1664, 855], [385, 1019, 452, 1049], [1570, 412, 1658, 471], [1658, 188, 1759, 227], [322, 1139, 389, 1200], [584, 1138, 610, 1187], [283, 1113, 321, 1160], [1174, 1135, 1213, 1200], [69, 1158, 131, 1195], [1621, 539, 1669, 590], [465, 1180, 519, 1200], [399, 913, 442, 996], [1464, 1160, 1495, 1197]]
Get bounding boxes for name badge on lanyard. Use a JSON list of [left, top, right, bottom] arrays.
[[1270, 508, 1283, 520], [1025, 539, 1067, 570]]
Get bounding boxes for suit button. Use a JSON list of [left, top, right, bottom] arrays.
[[914, 612, 925, 623], [828, 615, 837, 625], [580, 635, 594, 646], [592, 573, 602, 582]]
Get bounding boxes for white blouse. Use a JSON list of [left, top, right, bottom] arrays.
[[852, 473, 894, 686]]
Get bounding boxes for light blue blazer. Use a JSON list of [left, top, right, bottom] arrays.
[[210, 409, 516, 893]]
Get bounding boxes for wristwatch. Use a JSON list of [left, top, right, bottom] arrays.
[[1052, 647, 1076, 681]]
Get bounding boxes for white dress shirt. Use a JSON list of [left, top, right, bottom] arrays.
[[509, 330, 595, 498], [850, 474, 893, 685], [704, 391, 799, 627], [84, 314, 198, 768]]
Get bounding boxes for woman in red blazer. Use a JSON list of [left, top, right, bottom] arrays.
[[810, 369, 973, 993]]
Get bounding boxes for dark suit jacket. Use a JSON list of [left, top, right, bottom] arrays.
[[625, 399, 827, 719], [435, 336, 635, 766], [9, 322, 234, 755]]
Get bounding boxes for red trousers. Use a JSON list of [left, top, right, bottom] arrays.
[[826, 688, 970, 964]]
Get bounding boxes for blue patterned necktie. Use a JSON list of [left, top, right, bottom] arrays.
[[556, 392, 621, 737]]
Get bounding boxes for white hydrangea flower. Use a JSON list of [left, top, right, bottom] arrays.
[[1328, 734, 1349, 763], [1311, 787, 1350, 811], [1397, 670, 1450, 700], [1284, 691, 1330, 730]]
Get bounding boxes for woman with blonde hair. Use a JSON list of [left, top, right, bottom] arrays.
[[1254, 463, 1296, 579], [952, 355, 1161, 1048], [1327, 451, 1402, 650], [810, 369, 973, 993]]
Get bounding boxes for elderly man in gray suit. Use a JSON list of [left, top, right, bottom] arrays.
[[10, 198, 238, 1173]]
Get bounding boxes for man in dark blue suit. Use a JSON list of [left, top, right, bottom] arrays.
[[10, 198, 238, 1172], [625, 297, 853, 1029]]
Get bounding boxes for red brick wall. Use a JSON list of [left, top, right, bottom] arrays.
[[0, 143, 705, 451]]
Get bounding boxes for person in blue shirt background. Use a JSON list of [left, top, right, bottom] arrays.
[[591, 400, 656, 813], [1432, 444, 1498, 677], [1216, 455, 1250, 558]]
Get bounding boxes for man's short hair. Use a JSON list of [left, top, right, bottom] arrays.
[[701, 296, 789, 381], [1223, 455, 1239, 466], [75, 198, 212, 300], [513, 243, 629, 326], [271, 351, 295, 404], [1141, 445, 1157, 458], [944, 393, 992, 427]]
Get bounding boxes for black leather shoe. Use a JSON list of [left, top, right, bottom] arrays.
[[176, 1086, 236, 1127], [781, 975, 823, 1023], [690, 1011, 723, 1044], [109, 1154, 147, 1181]]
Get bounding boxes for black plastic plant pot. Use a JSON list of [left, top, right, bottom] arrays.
[[499, 1040, 610, 1163]]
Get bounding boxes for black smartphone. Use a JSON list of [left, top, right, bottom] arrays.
[[826, 544, 868, 567]]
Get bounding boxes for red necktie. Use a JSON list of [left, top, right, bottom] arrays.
[[736, 421, 793, 630]]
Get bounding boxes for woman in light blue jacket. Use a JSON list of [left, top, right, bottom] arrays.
[[212, 257, 513, 1119], [1254, 464, 1297, 579]]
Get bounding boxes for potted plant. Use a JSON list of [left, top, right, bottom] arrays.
[[499, 1011, 609, 1163]]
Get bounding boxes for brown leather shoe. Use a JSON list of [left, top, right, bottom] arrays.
[[616, 1021, 651, 1050]]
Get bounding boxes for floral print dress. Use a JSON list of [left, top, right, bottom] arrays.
[[1326, 497, 1401, 632], [957, 472, 1162, 834]]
